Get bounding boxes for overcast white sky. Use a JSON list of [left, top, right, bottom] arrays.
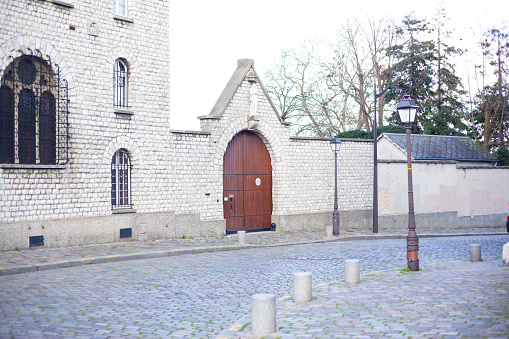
[[169, 0, 507, 131]]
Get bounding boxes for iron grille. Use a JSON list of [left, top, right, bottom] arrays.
[[0, 52, 69, 165], [111, 149, 131, 209], [113, 59, 128, 108]]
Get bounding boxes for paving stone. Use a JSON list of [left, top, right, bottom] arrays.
[[0, 231, 508, 338]]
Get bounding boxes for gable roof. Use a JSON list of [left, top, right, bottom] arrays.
[[198, 59, 288, 125], [382, 133, 497, 162]]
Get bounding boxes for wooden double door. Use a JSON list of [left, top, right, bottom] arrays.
[[223, 131, 272, 233]]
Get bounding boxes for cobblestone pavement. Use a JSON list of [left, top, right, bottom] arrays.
[[0, 227, 505, 271], [226, 258, 509, 339], [0, 233, 508, 338]]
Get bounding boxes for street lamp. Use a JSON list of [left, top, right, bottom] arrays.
[[330, 137, 342, 235], [396, 94, 419, 271]]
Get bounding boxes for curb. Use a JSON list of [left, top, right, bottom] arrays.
[[0, 232, 506, 276]]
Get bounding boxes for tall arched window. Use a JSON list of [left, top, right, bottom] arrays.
[[111, 149, 131, 209], [113, 59, 128, 108], [0, 54, 68, 165]]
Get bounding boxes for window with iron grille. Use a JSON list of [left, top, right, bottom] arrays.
[[113, 59, 128, 108], [0, 54, 69, 165], [111, 149, 131, 209], [113, 0, 127, 16]]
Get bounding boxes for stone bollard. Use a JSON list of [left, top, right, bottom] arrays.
[[293, 272, 312, 302], [237, 231, 246, 246], [138, 223, 147, 241], [251, 294, 276, 335], [325, 225, 333, 238], [470, 244, 482, 262], [345, 259, 360, 283], [503, 242, 509, 268]]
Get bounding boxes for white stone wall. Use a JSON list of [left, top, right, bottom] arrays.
[[0, 2, 375, 249], [0, 0, 171, 225]]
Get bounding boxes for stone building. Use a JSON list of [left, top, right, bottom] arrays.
[[1, 1, 507, 251], [0, 1, 374, 251]]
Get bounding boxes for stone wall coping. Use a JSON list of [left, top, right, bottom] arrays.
[[378, 159, 457, 164], [378, 159, 507, 168], [290, 136, 373, 142], [170, 129, 211, 136], [457, 165, 509, 169]]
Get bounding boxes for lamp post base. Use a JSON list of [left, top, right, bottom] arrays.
[[408, 259, 419, 271], [333, 210, 340, 236]]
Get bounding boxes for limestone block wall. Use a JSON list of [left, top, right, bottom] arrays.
[[0, 0, 173, 249], [275, 137, 374, 231]]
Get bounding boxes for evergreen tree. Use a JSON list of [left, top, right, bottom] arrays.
[[384, 13, 466, 135]]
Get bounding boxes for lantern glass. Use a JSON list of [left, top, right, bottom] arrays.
[[397, 95, 418, 124], [398, 107, 417, 124], [330, 137, 342, 152]]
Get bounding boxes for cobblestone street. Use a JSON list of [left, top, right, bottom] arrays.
[[0, 233, 508, 338]]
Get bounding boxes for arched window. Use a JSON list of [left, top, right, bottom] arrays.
[[113, 0, 127, 16], [113, 59, 128, 108], [0, 54, 68, 165], [111, 149, 131, 209]]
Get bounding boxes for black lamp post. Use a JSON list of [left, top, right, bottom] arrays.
[[397, 94, 419, 271], [373, 83, 400, 233], [330, 137, 342, 235]]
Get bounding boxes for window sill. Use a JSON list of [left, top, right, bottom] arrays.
[[51, 0, 74, 8], [113, 15, 134, 23], [0, 164, 67, 170], [112, 208, 136, 214], [114, 108, 134, 116]]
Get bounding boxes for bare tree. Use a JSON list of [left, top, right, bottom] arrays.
[[265, 18, 399, 136], [470, 28, 509, 151]]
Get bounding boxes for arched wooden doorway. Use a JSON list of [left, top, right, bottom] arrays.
[[223, 130, 272, 233]]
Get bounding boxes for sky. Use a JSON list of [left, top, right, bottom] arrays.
[[169, 0, 507, 131]]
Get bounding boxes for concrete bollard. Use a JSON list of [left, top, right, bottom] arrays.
[[237, 231, 246, 246], [503, 242, 509, 268], [345, 259, 360, 283], [138, 223, 147, 241], [470, 244, 481, 262], [293, 272, 312, 302], [251, 294, 276, 335], [325, 225, 333, 238]]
